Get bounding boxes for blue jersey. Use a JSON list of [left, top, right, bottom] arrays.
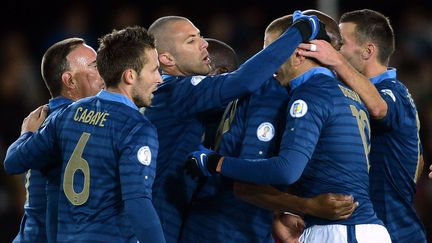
[[368, 68, 426, 243], [13, 97, 72, 243], [144, 25, 306, 243], [181, 78, 289, 242], [5, 90, 160, 242], [221, 67, 382, 227]]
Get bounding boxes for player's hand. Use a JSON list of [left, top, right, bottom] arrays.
[[184, 145, 221, 177], [273, 212, 305, 243], [305, 193, 358, 220], [292, 10, 329, 42], [298, 40, 344, 68], [21, 105, 49, 135]]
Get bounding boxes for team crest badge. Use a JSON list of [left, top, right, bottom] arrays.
[[380, 89, 396, 102], [290, 99, 308, 118], [137, 146, 151, 166], [191, 75, 206, 86], [257, 122, 275, 142]]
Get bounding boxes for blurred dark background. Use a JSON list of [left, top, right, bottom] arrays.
[[1, 0, 432, 242]]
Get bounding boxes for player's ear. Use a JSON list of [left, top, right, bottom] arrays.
[[122, 68, 136, 85], [159, 52, 175, 67], [293, 49, 306, 65], [361, 43, 374, 60], [61, 71, 75, 89]]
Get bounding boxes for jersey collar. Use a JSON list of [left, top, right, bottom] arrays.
[[290, 67, 336, 90], [369, 68, 397, 84], [48, 96, 73, 111], [96, 90, 138, 111]]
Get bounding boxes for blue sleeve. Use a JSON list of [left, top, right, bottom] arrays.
[[3, 132, 33, 174], [219, 27, 303, 103], [371, 82, 417, 132], [370, 87, 399, 131], [119, 121, 158, 200], [220, 82, 330, 185], [172, 26, 303, 117], [221, 149, 309, 185], [4, 121, 57, 174], [124, 197, 165, 243]]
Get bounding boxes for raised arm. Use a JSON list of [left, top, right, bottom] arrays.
[[218, 12, 329, 103], [298, 40, 387, 119]]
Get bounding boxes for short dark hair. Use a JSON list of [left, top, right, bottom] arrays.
[[41, 38, 85, 97], [265, 11, 341, 50], [97, 26, 156, 88], [205, 38, 239, 73], [148, 16, 188, 53], [340, 9, 395, 65], [265, 15, 293, 38]]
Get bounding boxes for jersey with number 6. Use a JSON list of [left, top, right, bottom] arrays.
[[7, 90, 158, 242]]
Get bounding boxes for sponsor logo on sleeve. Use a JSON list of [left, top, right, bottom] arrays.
[[380, 89, 396, 102], [290, 99, 308, 118], [137, 146, 151, 166]]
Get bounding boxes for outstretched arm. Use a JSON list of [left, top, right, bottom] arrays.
[[233, 182, 357, 220], [298, 40, 387, 119], [185, 147, 309, 185], [219, 12, 327, 103]]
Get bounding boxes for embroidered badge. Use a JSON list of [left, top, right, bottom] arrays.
[[137, 146, 151, 166], [290, 99, 308, 118], [257, 122, 275, 142]]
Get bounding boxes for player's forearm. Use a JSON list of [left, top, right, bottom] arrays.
[[218, 150, 308, 185], [220, 27, 303, 102], [124, 197, 166, 242], [233, 182, 307, 214], [333, 57, 387, 119], [4, 132, 33, 174]]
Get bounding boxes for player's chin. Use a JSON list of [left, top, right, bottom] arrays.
[[199, 63, 211, 75], [144, 95, 153, 107]]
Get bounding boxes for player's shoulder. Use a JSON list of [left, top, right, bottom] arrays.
[[375, 77, 407, 91]]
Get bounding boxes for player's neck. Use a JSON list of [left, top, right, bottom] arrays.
[[363, 61, 387, 79]]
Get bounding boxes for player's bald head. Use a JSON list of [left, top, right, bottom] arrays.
[[148, 16, 190, 53]]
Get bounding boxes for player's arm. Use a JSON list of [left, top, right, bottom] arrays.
[[124, 197, 165, 242], [186, 147, 309, 185], [3, 105, 52, 174], [219, 13, 327, 104], [119, 121, 165, 242], [298, 40, 387, 119], [233, 182, 357, 220]]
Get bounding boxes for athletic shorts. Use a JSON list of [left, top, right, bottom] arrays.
[[299, 224, 391, 243]]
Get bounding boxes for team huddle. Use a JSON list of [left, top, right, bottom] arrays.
[[3, 8, 429, 243]]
